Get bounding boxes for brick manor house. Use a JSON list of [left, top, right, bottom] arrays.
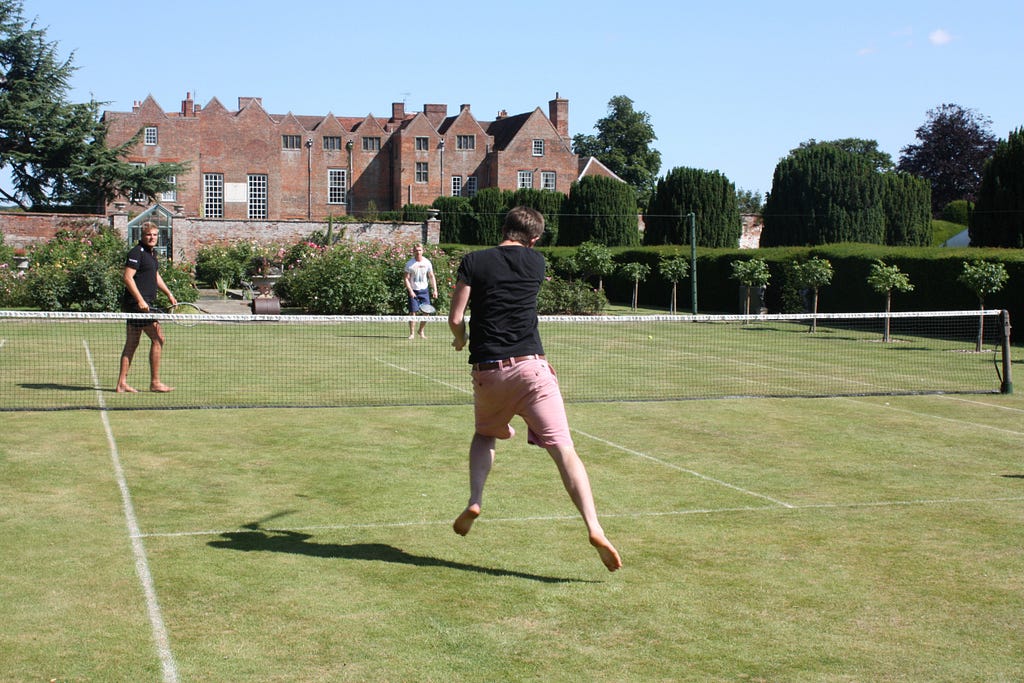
[[101, 92, 619, 221]]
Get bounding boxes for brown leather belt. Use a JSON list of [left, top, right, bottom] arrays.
[[472, 354, 545, 372]]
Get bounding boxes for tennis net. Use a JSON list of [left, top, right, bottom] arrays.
[[0, 309, 1013, 411]]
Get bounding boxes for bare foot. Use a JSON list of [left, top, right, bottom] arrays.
[[115, 384, 138, 394], [590, 533, 622, 572], [151, 383, 174, 393], [408, 333, 415, 340], [418, 332, 427, 339], [453, 504, 481, 536]]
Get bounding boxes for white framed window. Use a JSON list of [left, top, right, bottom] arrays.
[[144, 126, 158, 145], [328, 169, 347, 205], [415, 136, 429, 151], [282, 135, 302, 150], [451, 176, 462, 197], [532, 139, 544, 156], [160, 175, 177, 202], [456, 135, 475, 150], [129, 162, 145, 200], [203, 173, 224, 218], [323, 136, 342, 151], [517, 171, 534, 189], [465, 176, 478, 197], [362, 136, 381, 151], [541, 171, 556, 191], [415, 162, 429, 183], [248, 174, 268, 219]]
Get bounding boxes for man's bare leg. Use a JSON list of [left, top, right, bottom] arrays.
[[546, 443, 622, 572], [453, 433, 495, 536], [145, 323, 174, 392], [116, 327, 142, 393], [418, 320, 427, 338], [408, 318, 416, 339]]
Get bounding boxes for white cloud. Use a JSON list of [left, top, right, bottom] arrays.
[[929, 28, 953, 46]]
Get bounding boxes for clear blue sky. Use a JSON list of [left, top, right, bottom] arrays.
[[21, 0, 1024, 197]]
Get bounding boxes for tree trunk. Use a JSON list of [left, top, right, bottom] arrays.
[[632, 280, 639, 310], [976, 299, 985, 352], [670, 282, 677, 314], [883, 293, 892, 342], [810, 289, 819, 333]]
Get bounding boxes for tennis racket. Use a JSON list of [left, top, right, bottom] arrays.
[[418, 303, 436, 315], [166, 302, 209, 326]]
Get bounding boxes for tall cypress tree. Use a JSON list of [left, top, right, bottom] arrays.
[[644, 167, 741, 247], [762, 144, 885, 246], [560, 176, 639, 246], [508, 188, 566, 245], [881, 173, 932, 246], [970, 128, 1024, 248]]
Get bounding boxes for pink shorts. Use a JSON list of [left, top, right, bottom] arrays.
[[471, 357, 572, 448]]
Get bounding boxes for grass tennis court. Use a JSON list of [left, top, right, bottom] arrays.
[[2, 388, 1023, 680]]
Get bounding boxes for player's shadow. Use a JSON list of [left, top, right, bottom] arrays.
[[19, 383, 94, 391], [208, 523, 591, 584]]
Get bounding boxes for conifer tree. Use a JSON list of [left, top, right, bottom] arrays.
[[970, 128, 1024, 248], [559, 176, 639, 246], [644, 167, 741, 247]]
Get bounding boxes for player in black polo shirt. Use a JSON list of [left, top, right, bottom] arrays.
[[115, 222, 177, 393], [447, 206, 621, 572]]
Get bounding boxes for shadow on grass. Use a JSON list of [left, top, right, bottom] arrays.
[[208, 522, 593, 584], [19, 383, 94, 391]]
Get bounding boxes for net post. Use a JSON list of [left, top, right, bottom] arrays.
[[999, 310, 1013, 394]]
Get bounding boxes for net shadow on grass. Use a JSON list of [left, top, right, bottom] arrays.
[[207, 524, 594, 584]]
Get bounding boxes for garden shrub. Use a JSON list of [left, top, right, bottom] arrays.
[[537, 276, 607, 314]]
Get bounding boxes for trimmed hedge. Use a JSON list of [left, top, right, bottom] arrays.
[[591, 244, 1023, 326]]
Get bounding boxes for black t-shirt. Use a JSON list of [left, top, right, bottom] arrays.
[[456, 245, 545, 364], [122, 243, 159, 311]]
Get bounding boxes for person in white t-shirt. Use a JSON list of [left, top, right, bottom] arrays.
[[404, 243, 438, 339]]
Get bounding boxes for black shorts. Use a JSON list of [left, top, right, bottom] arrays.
[[124, 303, 158, 329]]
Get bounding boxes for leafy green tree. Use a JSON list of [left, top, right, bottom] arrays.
[[644, 167, 741, 247], [970, 127, 1024, 248], [658, 254, 689, 314], [559, 175, 639, 246], [736, 188, 764, 215], [761, 143, 884, 246], [958, 260, 1009, 351], [572, 95, 661, 206], [731, 258, 770, 315], [867, 260, 914, 342], [619, 261, 650, 311], [797, 138, 895, 172], [791, 257, 833, 331], [897, 104, 997, 214], [0, 0, 184, 210], [569, 241, 615, 291]]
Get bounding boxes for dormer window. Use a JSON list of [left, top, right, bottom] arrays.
[[532, 139, 544, 156], [144, 127, 158, 145]]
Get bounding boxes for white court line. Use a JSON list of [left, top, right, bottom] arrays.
[[572, 428, 796, 508], [377, 358, 472, 395], [841, 396, 1024, 437], [139, 495, 1024, 539], [937, 394, 1024, 413], [380, 352, 794, 507], [83, 341, 179, 683]]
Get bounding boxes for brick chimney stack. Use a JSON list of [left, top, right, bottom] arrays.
[[549, 93, 569, 140]]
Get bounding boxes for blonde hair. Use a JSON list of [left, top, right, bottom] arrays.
[[140, 221, 159, 235]]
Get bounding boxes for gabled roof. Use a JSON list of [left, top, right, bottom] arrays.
[[577, 156, 625, 182], [484, 111, 532, 150]]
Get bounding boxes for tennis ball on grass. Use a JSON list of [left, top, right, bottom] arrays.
[[648, 335, 653, 340]]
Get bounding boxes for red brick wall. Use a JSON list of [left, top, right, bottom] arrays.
[[0, 213, 108, 251]]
